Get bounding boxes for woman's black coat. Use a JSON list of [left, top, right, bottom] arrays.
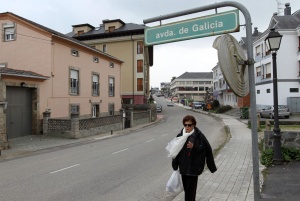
[[172, 127, 217, 176]]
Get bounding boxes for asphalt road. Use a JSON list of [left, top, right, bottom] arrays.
[[0, 97, 226, 201]]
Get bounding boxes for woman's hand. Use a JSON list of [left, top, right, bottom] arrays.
[[187, 141, 193, 149]]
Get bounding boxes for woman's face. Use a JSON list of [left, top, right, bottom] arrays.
[[183, 120, 194, 133]]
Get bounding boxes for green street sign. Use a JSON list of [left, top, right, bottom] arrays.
[[145, 9, 239, 46]]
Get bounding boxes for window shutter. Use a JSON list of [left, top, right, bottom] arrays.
[[71, 70, 78, 79], [93, 75, 98, 82]]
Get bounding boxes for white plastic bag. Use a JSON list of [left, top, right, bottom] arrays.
[[166, 170, 183, 194]]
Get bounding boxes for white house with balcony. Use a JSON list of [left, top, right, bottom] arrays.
[[212, 64, 238, 107], [253, 3, 300, 113], [170, 72, 213, 103]]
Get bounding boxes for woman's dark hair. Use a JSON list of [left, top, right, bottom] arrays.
[[182, 115, 197, 126]]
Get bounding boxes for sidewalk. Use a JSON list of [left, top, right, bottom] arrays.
[[173, 110, 255, 201], [177, 105, 300, 201]]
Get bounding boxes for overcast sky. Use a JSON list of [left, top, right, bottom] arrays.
[[1, 0, 300, 88]]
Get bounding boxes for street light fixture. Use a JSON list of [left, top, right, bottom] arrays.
[[265, 28, 283, 165]]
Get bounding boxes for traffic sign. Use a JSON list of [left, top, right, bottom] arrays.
[[145, 9, 239, 46]]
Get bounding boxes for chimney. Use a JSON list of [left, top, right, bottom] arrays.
[[284, 3, 291, 15], [253, 27, 258, 36]]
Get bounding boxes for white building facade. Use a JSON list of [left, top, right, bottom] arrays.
[[170, 72, 213, 103], [212, 64, 238, 107], [254, 4, 300, 112]]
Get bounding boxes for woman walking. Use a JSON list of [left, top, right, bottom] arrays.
[[172, 115, 217, 201]]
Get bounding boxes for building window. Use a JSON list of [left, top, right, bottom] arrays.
[[108, 26, 115, 32], [92, 74, 99, 96], [4, 27, 15, 41], [93, 56, 99, 63], [290, 88, 299, 93], [137, 60, 143, 72], [108, 103, 114, 116], [70, 104, 79, 114], [264, 41, 271, 56], [265, 63, 271, 78], [255, 45, 261, 56], [77, 30, 84, 35], [257, 90, 260, 94], [266, 89, 270, 93], [71, 49, 79, 57], [109, 77, 115, 96], [92, 104, 99, 118], [70, 69, 79, 95], [265, 73, 271, 78], [0, 63, 7, 68], [109, 62, 114, 68], [3, 23, 16, 41], [298, 61, 300, 76], [256, 66, 261, 77], [137, 41, 143, 54], [199, 87, 204, 91], [137, 78, 143, 91], [103, 44, 107, 52]]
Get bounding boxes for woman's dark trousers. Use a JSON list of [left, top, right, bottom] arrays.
[[181, 175, 198, 201]]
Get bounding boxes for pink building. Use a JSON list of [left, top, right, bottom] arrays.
[[0, 12, 123, 148]]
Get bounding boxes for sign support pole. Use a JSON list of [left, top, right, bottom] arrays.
[[144, 2, 260, 200]]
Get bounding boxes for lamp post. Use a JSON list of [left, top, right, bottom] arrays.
[[265, 28, 283, 165]]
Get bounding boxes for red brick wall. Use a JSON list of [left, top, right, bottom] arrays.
[[238, 93, 250, 107]]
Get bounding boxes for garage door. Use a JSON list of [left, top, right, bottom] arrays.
[[6, 87, 33, 139]]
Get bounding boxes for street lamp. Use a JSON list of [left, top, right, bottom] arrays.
[[265, 28, 283, 165]]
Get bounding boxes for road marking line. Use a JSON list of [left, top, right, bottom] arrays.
[[112, 148, 128, 155], [162, 133, 168, 136], [50, 164, 80, 174], [145, 139, 154, 143]]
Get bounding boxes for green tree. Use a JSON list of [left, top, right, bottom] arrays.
[[212, 100, 220, 109]]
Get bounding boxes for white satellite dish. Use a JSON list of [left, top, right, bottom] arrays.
[[213, 34, 249, 97]]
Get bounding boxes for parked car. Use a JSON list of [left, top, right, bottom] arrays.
[[156, 104, 162, 113], [167, 102, 174, 106], [260, 105, 290, 119], [192, 101, 205, 109]]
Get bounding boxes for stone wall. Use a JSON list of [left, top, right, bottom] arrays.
[[44, 110, 151, 139], [0, 102, 8, 149], [0, 80, 8, 150], [264, 130, 300, 150]]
